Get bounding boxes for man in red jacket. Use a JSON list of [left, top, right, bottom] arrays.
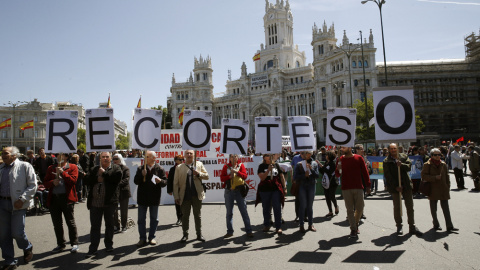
[[336, 146, 371, 239], [44, 153, 79, 254]]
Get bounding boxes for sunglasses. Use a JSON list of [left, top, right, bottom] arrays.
[[112, 158, 119, 160], [432, 154, 442, 157]]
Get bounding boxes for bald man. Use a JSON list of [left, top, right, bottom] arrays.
[[133, 151, 167, 247]]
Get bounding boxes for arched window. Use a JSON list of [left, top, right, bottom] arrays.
[[296, 61, 300, 67], [358, 61, 362, 67], [364, 60, 368, 67], [366, 79, 370, 86], [352, 61, 356, 68], [354, 80, 358, 86]]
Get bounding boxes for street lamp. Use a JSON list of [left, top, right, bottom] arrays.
[[339, 41, 360, 107], [359, 31, 369, 135], [362, 0, 388, 86], [4, 101, 28, 146]]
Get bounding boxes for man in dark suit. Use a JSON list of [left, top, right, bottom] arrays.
[[85, 152, 122, 258], [34, 148, 55, 182]]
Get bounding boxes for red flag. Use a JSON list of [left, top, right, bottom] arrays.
[[456, 137, 464, 143]]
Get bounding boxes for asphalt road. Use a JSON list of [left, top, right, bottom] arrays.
[[10, 171, 480, 270]]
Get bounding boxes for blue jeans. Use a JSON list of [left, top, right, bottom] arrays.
[[224, 189, 252, 234], [0, 199, 32, 266], [298, 183, 315, 226], [138, 205, 159, 241], [260, 190, 282, 230]]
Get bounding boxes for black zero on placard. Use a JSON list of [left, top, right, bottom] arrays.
[[376, 95, 413, 134]]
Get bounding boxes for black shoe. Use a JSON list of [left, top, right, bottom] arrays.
[[447, 227, 459, 232], [361, 214, 366, 219], [294, 217, 299, 222], [106, 246, 114, 252], [85, 251, 97, 258], [51, 245, 66, 254], [409, 226, 423, 236], [180, 235, 188, 243], [196, 235, 206, 242], [396, 226, 403, 235], [433, 225, 442, 231], [175, 219, 182, 226], [24, 246, 33, 263]]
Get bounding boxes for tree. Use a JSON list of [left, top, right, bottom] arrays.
[[150, 105, 171, 129], [115, 133, 130, 150], [77, 128, 86, 152], [353, 96, 426, 141]]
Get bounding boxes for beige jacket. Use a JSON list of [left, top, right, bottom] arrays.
[[173, 161, 209, 205]]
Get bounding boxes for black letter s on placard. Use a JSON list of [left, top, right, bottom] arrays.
[[329, 116, 351, 145]]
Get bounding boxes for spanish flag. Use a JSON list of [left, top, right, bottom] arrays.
[[253, 53, 260, 61], [107, 93, 112, 108], [137, 96, 142, 108], [178, 106, 185, 126], [0, 118, 11, 130], [20, 120, 34, 130]]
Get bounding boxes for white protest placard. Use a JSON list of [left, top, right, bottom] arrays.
[[282, 136, 291, 148], [287, 116, 316, 152], [182, 110, 212, 151], [255, 116, 283, 154], [85, 108, 115, 152], [220, 119, 249, 155], [132, 108, 163, 150], [373, 87, 416, 142], [326, 108, 356, 147], [45, 110, 78, 153]]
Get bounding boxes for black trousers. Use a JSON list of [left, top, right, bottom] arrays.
[[175, 203, 183, 220], [430, 200, 453, 228], [323, 185, 338, 213], [89, 204, 116, 252], [50, 194, 78, 247], [114, 197, 129, 229], [453, 168, 465, 189]]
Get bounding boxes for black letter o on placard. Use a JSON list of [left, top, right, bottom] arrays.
[[184, 118, 211, 148], [376, 95, 413, 134]]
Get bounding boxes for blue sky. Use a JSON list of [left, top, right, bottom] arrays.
[[1, 0, 478, 129]]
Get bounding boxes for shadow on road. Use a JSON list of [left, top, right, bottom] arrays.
[[317, 235, 362, 250], [342, 250, 405, 263]]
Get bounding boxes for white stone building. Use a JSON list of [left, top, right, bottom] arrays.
[[168, 0, 378, 144]]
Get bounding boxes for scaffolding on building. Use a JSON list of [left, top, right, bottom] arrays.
[[465, 30, 480, 62]]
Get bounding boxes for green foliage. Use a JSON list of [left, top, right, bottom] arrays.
[[353, 97, 375, 141], [150, 105, 171, 129], [77, 128, 86, 151], [115, 133, 130, 150]]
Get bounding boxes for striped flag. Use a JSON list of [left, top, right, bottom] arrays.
[[0, 118, 11, 130], [253, 53, 260, 61], [19, 120, 34, 130], [107, 93, 112, 108], [178, 106, 185, 126]]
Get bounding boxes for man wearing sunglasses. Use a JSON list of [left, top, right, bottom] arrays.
[[384, 143, 421, 236]]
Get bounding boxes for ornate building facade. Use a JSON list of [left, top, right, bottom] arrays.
[[168, 0, 378, 144]]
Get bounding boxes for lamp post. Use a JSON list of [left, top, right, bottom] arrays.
[[359, 31, 369, 136], [362, 0, 388, 86], [4, 101, 28, 147], [339, 42, 360, 108]]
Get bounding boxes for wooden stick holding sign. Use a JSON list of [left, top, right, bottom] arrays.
[[143, 149, 147, 182], [397, 159, 403, 217]]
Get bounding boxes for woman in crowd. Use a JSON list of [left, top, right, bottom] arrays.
[[421, 148, 458, 232], [220, 154, 253, 238], [256, 154, 286, 235], [294, 151, 318, 233], [112, 153, 131, 233], [318, 150, 339, 218]]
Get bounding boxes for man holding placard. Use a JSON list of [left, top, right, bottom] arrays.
[[173, 150, 209, 243], [85, 152, 122, 258], [133, 151, 167, 247], [383, 143, 421, 236]]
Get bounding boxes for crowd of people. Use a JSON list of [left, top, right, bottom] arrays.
[[0, 141, 479, 269]]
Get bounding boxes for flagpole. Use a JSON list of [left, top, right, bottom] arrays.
[[33, 121, 35, 153], [10, 115, 13, 146]]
